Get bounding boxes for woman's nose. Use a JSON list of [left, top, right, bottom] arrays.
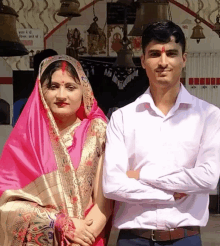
[[56, 87, 67, 100]]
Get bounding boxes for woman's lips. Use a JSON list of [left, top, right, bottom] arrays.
[[55, 102, 69, 107]]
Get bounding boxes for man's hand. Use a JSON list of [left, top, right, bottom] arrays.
[[126, 168, 141, 180], [174, 192, 188, 200]]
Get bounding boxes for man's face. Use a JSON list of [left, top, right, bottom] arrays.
[[141, 36, 187, 89]]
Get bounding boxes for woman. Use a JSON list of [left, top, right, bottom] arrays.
[[0, 55, 113, 246]]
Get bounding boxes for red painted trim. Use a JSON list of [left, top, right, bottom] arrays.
[[211, 78, 216, 85], [194, 78, 200, 85], [189, 78, 194, 85], [169, 0, 214, 30], [44, 0, 101, 48], [80, 0, 101, 12], [200, 78, 205, 85], [0, 77, 13, 84], [206, 78, 211, 85]]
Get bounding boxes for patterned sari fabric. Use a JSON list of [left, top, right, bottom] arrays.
[[0, 55, 107, 246]]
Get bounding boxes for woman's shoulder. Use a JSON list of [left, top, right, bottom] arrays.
[[89, 118, 107, 139]]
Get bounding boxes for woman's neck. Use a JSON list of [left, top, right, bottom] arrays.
[[55, 115, 80, 134]]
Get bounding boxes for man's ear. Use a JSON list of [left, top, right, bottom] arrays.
[[141, 54, 146, 69], [182, 52, 187, 68]]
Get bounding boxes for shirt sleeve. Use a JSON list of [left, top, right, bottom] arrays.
[[102, 109, 175, 204], [139, 109, 220, 194]]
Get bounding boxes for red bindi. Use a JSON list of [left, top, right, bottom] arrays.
[[62, 61, 67, 74], [161, 46, 166, 53]]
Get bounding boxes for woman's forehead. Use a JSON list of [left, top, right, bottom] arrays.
[[52, 69, 75, 80], [50, 69, 82, 87], [41, 58, 77, 75]]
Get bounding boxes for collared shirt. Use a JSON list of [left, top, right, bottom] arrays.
[[103, 84, 220, 230]]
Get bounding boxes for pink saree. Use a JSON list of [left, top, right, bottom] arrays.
[[0, 55, 108, 246]]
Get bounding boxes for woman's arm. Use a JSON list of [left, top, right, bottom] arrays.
[[0, 200, 57, 246], [64, 154, 114, 246], [85, 154, 114, 238]]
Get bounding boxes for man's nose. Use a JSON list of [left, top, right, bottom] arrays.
[[158, 53, 168, 68]]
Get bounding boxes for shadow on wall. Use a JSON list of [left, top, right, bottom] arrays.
[[0, 99, 10, 125]]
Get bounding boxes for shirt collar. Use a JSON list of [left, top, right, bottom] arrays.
[[137, 83, 193, 107]]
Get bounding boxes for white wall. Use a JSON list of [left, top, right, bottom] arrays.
[[0, 58, 13, 155]]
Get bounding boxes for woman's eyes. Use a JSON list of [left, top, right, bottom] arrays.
[[50, 85, 57, 90], [67, 86, 75, 91], [49, 84, 76, 91], [47, 84, 57, 90]]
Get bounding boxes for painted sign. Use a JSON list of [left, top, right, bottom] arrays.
[[17, 29, 44, 49]]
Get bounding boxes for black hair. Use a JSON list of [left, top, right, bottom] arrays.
[[33, 49, 58, 81], [40, 60, 80, 88], [142, 21, 186, 54]]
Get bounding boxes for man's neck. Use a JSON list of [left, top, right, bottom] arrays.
[[150, 82, 181, 116]]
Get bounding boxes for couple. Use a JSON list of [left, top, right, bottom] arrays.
[[0, 21, 220, 246]]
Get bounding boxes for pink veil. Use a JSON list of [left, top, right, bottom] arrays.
[[0, 55, 107, 196]]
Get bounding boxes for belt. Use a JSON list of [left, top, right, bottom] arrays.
[[122, 226, 200, 242]]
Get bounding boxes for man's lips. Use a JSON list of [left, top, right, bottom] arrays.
[[156, 69, 171, 73]]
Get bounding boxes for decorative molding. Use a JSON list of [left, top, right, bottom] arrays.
[[0, 78, 13, 84]]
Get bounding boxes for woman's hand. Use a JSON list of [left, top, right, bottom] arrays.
[[65, 218, 96, 246]]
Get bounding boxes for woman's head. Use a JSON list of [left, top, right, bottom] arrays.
[[40, 59, 83, 121]]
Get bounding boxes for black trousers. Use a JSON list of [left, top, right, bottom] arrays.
[[117, 229, 202, 246]]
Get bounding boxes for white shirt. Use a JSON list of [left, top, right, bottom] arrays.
[[103, 84, 220, 230]]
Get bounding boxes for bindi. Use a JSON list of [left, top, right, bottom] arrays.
[[62, 61, 67, 74], [161, 46, 166, 53]]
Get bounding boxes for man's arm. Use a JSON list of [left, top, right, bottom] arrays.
[[102, 110, 175, 204], [138, 110, 220, 194]]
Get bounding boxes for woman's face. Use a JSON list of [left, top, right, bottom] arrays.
[[42, 68, 83, 120]]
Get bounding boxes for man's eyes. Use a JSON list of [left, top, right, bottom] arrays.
[[149, 51, 178, 57], [167, 52, 178, 57], [149, 52, 161, 57]]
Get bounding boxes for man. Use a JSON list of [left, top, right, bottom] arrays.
[[102, 21, 220, 246]]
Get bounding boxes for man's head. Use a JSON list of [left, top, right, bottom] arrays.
[[141, 21, 187, 89], [142, 21, 186, 55]]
